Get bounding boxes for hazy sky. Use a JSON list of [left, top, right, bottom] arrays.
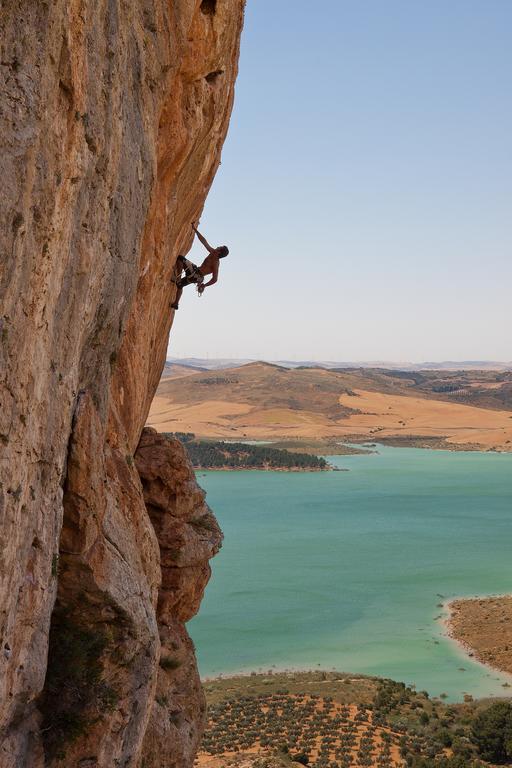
[[169, 1, 511, 363]]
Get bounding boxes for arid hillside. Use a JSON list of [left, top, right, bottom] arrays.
[[148, 363, 512, 451], [193, 671, 500, 768]]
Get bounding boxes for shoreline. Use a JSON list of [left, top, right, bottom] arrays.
[[198, 601, 512, 702], [193, 464, 332, 472], [199, 662, 511, 706], [200, 668, 373, 684], [442, 595, 512, 683], [190, 435, 512, 457]]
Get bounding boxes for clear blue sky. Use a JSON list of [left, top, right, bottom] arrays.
[[169, 1, 511, 363]]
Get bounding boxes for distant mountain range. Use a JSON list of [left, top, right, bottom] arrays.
[[167, 357, 512, 372]]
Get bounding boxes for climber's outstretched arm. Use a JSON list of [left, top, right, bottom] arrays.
[[192, 223, 214, 253]]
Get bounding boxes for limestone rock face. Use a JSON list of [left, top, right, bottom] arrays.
[[0, 1, 244, 766]]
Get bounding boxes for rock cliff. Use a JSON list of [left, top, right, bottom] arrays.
[[0, 1, 244, 765]]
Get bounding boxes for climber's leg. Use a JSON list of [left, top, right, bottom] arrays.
[[171, 257, 189, 310], [171, 282, 183, 310], [171, 274, 197, 310], [170, 258, 202, 310]]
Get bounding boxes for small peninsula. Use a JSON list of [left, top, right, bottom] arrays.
[[164, 433, 329, 471], [447, 596, 512, 677]]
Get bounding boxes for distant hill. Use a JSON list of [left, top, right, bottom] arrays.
[[167, 357, 253, 370], [168, 357, 512, 372], [161, 362, 208, 379], [148, 362, 512, 452]]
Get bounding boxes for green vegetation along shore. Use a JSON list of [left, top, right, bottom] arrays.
[[165, 433, 329, 471], [199, 671, 512, 768]]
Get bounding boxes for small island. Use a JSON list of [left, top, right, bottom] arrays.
[[164, 433, 330, 471]]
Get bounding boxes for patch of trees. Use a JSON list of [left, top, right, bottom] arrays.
[[470, 701, 512, 764], [164, 434, 328, 470], [408, 758, 484, 767], [381, 370, 427, 386], [200, 692, 397, 766], [196, 377, 240, 385], [169, 432, 195, 443], [199, 672, 512, 768]]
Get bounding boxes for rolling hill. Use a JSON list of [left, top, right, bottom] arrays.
[[147, 363, 512, 452]]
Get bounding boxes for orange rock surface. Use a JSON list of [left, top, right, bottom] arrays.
[[0, 2, 244, 765]]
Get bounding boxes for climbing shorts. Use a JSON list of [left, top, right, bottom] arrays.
[[176, 256, 204, 288]]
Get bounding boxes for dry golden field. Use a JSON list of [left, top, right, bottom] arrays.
[[148, 363, 512, 451]]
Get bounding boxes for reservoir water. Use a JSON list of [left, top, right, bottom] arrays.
[[188, 445, 512, 700]]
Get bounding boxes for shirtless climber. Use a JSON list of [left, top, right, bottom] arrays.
[[171, 223, 229, 310]]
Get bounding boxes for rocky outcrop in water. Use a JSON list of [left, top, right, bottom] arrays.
[[0, 1, 244, 765]]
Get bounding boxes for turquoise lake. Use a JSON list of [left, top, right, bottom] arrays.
[[188, 446, 512, 701]]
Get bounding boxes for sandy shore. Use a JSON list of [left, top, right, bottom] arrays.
[[445, 595, 512, 679]]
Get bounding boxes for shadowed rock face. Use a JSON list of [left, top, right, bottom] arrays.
[[135, 428, 223, 768], [0, 1, 244, 765]]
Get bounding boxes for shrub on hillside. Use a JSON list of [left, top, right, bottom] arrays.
[[470, 701, 512, 764], [408, 758, 483, 768]]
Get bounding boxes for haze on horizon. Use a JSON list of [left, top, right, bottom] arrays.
[[169, 1, 511, 363]]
